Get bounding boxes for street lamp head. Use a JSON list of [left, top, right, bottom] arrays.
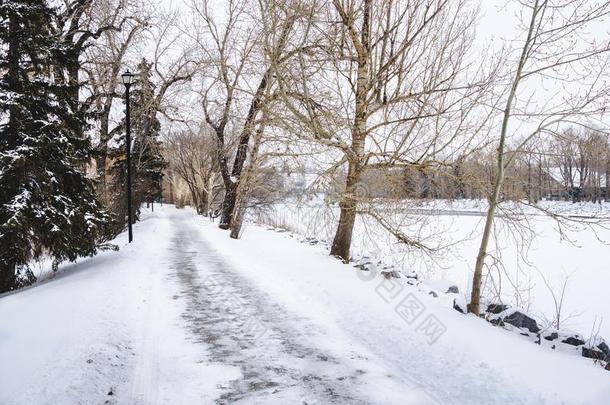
[[121, 70, 134, 87]]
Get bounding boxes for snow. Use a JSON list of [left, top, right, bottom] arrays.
[[0, 207, 239, 405], [257, 198, 610, 339], [201, 213, 610, 404], [1, 205, 609, 404]]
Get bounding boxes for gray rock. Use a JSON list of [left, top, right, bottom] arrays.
[[562, 336, 585, 346], [489, 317, 504, 326], [543, 332, 559, 341], [446, 285, 459, 294], [304, 237, 319, 245], [381, 270, 400, 279], [453, 298, 467, 314], [486, 303, 509, 314], [503, 311, 541, 334], [582, 347, 606, 360], [405, 271, 418, 280]]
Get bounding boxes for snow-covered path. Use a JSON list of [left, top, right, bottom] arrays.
[[167, 213, 428, 404], [1, 206, 609, 405], [0, 207, 428, 405]]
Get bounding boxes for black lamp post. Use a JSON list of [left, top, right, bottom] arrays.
[[121, 70, 134, 243]]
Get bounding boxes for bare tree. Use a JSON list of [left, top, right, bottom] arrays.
[[83, 10, 150, 202], [469, 0, 610, 315], [538, 270, 577, 331], [165, 126, 222, 215], [83, 5, 197, 209], [273, 0, 495, 261], [191, 0, 301, 230], [54, 0, 144, 106]]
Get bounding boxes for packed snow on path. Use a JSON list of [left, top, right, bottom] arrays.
[[1, 205, 609, 405]]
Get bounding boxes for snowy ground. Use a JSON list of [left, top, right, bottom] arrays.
[[1, 205, 609, 404], [255, 198, 610, 339]]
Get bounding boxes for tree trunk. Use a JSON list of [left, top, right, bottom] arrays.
[[330, 197, 358, 262], [538, 161, 543, 201], [187, 183, 200, 213], [468, 0, 539, 316], [468, 198, 499, 314], [330, 162, 361, 261], [219, 182, 237, 229], [469, 116, 507, 315], [68, 62, 80, 107], [229, 203, 245, 239], [96, 105, 112, 202], [527, 158, 532, 202], [0, 263, 16, 294], [604, 163, 610, 201], [199, 189, 209, 216], [329, 0, 370, 263], [220, 75, 270, 229], [202, 189, 211, 217]]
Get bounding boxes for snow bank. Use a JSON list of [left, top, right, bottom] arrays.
[[255, 199, 610, 340], [198, 217, 610, 404]]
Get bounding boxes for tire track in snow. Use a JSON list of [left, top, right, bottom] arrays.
[[129, 263, 161, 404]]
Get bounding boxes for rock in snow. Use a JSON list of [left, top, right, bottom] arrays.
[[381, 270, 401, 279], [502, 311, 541, 334], [481, 303, 609, 370], [543, 331, 559, 341], [562, 335, 586, 346], [486, 303, 509, 314], [446, 285, 459, 294], [453, 296, 468, 314]]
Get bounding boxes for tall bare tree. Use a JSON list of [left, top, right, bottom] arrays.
[[191, 0, 301, 230], [468, 0, 610, 315], [274, 0, 494, 261], [54, 0, 142, 106]]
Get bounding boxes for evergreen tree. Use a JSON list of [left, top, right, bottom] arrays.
[[0, 0, 110, 293], [111, 58, 166, 225], [132, 59, 166, 206]]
